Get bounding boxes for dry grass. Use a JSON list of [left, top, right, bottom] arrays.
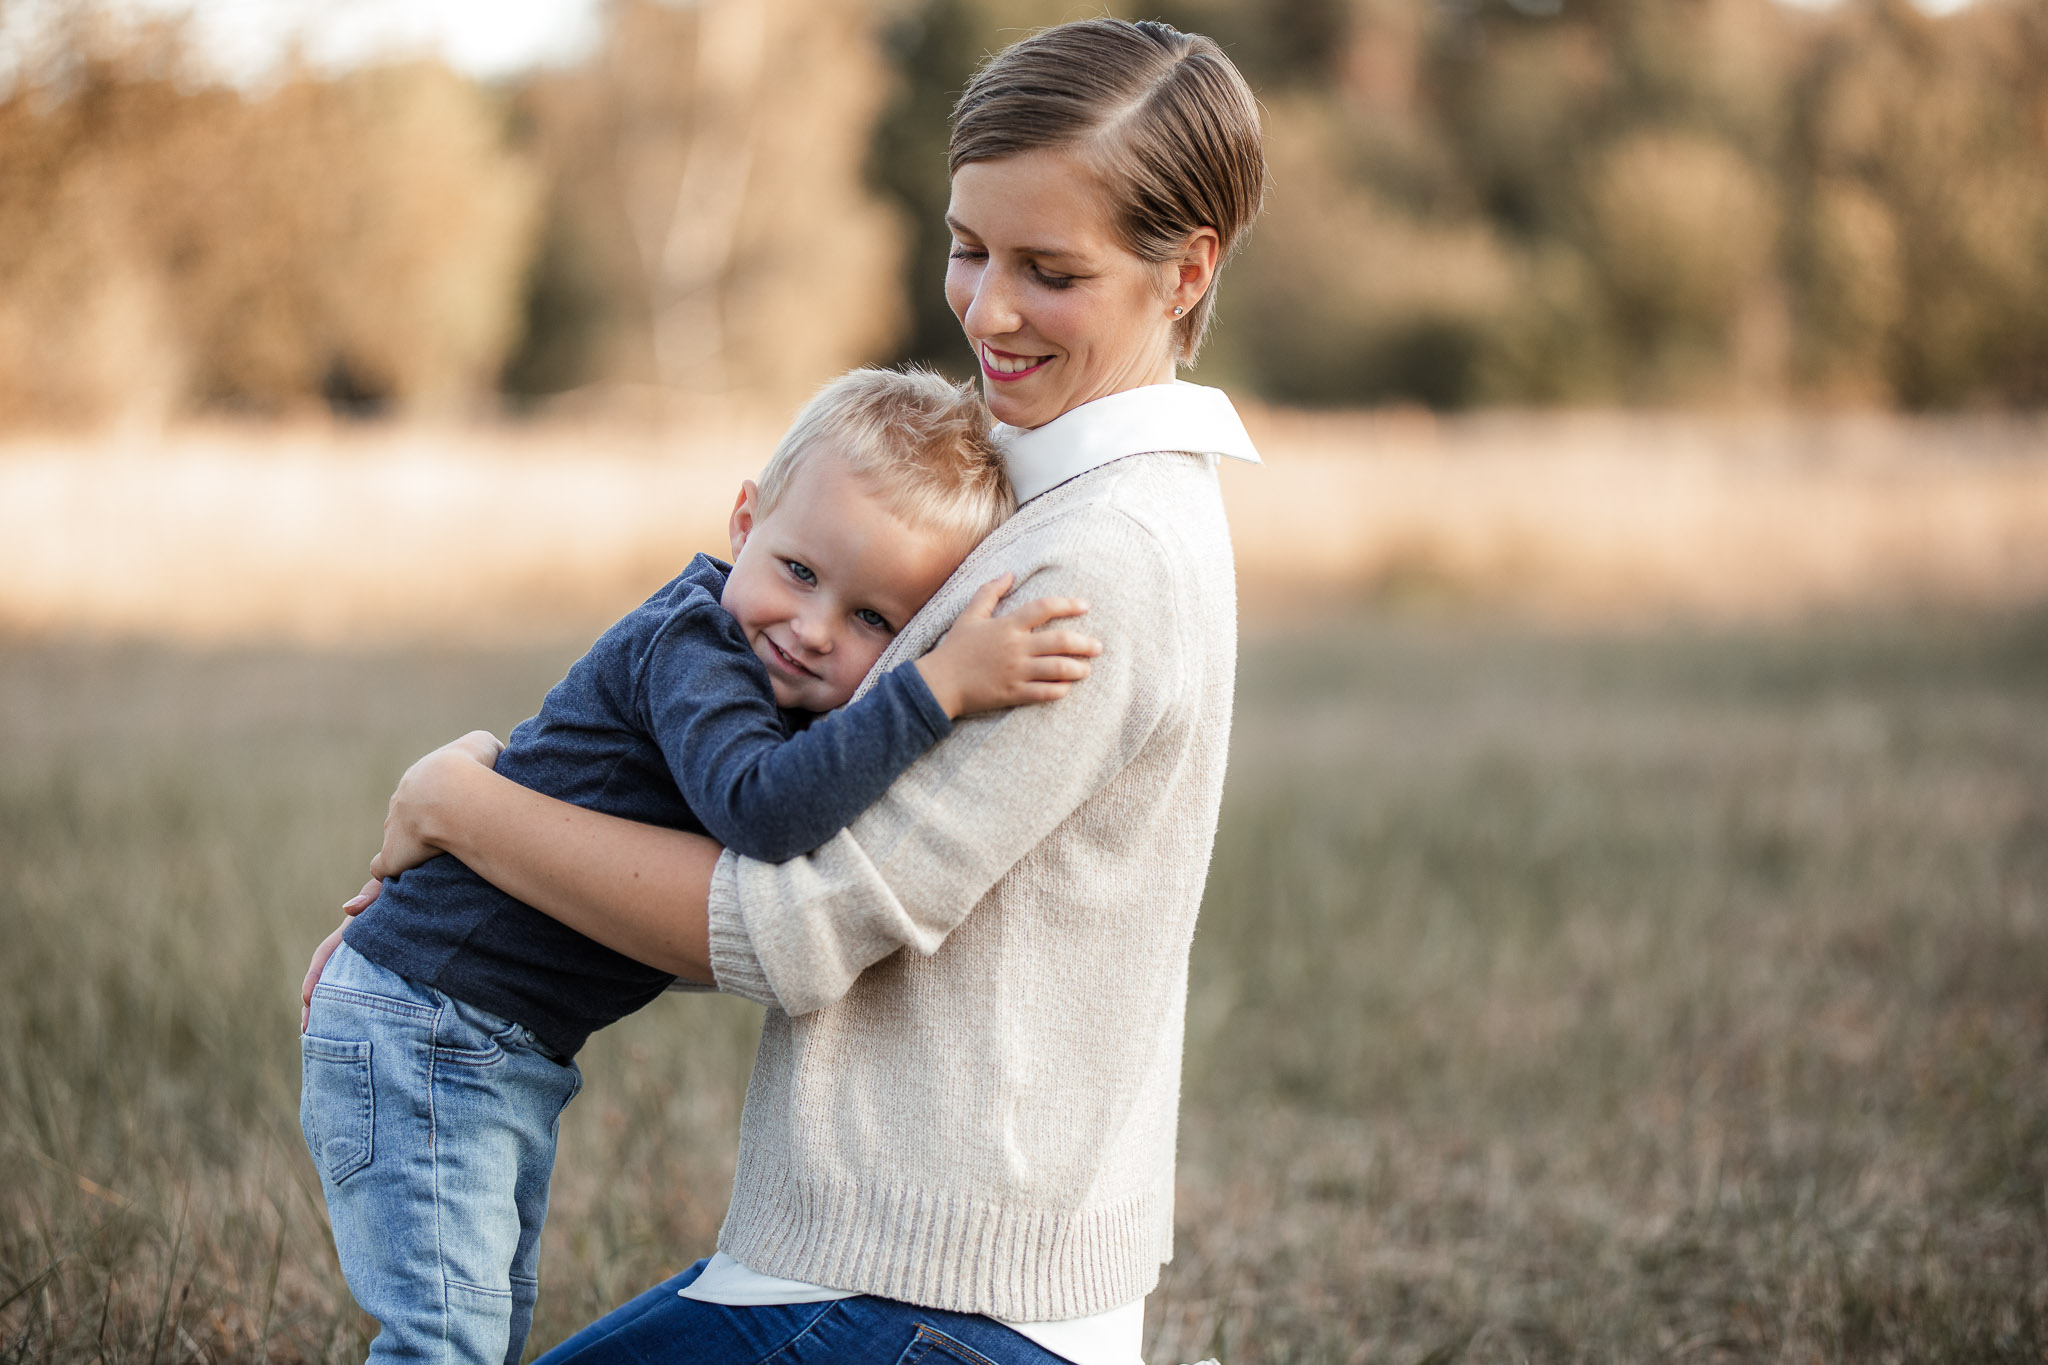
[[5, 411, 2048, 647], [3, 603, 2046, 1362]]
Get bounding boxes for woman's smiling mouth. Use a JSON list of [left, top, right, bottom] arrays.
[[980, 344, 1051, 382]]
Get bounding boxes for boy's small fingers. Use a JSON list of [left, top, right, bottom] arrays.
[[965, 576, 1012, 618], [1032, 656, 1091, 681], [1013, 596, 1090, 629], [1030, 630, 1101, 657]]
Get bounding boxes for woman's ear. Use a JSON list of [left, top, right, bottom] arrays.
[[1169, 227, 1223, 315], [728, 480, 760, 558]]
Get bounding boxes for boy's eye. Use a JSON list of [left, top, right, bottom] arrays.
[[855, 608, 892, 632], [785, 561, 816, 585]]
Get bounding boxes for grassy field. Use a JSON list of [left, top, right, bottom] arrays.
[[2, 608, 2045, 1363]]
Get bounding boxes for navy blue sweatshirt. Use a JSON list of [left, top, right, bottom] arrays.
[[343, 554, 952, 1057]]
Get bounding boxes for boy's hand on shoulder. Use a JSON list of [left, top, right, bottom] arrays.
[[915, 574, 1101, 719]]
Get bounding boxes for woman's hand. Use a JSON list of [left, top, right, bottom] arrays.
[[914, 575, 1100, 719], [369, 729, 506, 880], [299, 730, 505, 1032], [300, 915, 354, 1033]]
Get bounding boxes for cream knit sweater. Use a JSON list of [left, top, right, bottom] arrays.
[[705, 446, 1237, 1322]]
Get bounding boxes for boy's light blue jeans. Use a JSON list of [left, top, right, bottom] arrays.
[[301, 942, 583, 1365]]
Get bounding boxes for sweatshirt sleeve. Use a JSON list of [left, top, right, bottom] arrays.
[[706, 509, 1182, 1015], [638, 603, 954, 864]]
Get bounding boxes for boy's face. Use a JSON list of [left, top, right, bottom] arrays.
[[721, 449, 971, 712]]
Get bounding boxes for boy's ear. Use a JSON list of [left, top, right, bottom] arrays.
[[728, 480, 760, 558]]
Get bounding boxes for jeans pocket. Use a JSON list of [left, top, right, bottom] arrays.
[[896, 1325, 1003, 1365], [433, 997, 523, 1068], [300, 1035, 374, 1183]]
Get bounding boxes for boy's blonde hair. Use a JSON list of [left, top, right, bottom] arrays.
[[757, 367, 1012, 547]]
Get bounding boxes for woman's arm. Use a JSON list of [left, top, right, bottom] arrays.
[[370, 733, 724, 982], [318, 510, 1163, 1026], [300, 733, 720, 1030]]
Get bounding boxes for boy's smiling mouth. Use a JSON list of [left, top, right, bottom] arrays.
[[764, 635, 817, 679]]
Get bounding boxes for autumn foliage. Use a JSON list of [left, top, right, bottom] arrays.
[[1, 0, 2044, 427]]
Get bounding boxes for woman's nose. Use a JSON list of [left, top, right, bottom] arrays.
[[962, 265, 1020, 338]]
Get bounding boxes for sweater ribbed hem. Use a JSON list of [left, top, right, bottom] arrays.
[[716, 1164, 1170, 1322], [706, 852, 776, 1006]]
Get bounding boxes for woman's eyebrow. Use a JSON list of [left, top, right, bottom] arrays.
[[944, 216, 1079, 260]]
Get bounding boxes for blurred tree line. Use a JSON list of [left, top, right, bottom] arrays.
[[0, 0, 2042, 427]]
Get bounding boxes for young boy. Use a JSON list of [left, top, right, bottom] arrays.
[[299, 368, 1095, 1365]]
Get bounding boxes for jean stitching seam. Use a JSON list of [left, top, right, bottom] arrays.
[[428, 1013, 449, 1353], [914, 1324, 1002, 1365], [446, 1277, 514, 1298], [756, 1300, 846, 1365], [300, 1037, 370, 1059], [315, 983, 439, 1022]]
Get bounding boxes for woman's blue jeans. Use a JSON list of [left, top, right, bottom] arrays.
[[534, 1261, 1070, 1364]]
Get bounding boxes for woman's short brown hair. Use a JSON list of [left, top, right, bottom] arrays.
[[949, 18, 1266, 364]]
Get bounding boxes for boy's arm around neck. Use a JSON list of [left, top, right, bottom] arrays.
[[642, 598, 953, 864]]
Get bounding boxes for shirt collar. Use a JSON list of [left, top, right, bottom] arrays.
[[994, 381, 1262, 506]]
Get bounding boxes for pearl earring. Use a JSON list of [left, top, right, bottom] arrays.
[[1172, 305, 1185, 317]]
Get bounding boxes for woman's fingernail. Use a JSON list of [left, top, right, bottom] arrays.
[[342, 894, 369, 911]]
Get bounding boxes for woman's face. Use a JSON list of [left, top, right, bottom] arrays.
[[944, 148, 1186, 430]]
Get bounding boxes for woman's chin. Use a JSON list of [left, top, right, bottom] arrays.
[[982, 382, 1054, 431]]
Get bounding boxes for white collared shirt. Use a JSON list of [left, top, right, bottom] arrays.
[[998, 380, 1261, 505]]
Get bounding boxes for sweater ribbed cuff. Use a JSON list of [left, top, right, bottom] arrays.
[[706, 850, 777, 1007]]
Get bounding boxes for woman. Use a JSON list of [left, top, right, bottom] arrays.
[[312, 19, 1266, 1364]]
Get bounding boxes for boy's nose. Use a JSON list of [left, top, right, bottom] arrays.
[[790, 612, 832, 653]]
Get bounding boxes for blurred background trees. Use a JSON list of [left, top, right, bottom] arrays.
[[0, 20, 538, 425], [0, 0, 2043, 428]]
